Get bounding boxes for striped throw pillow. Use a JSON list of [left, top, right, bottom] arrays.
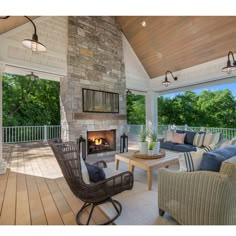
[[193, 133, 205, 147], [179, 144, 216, 172], [203, 144, 216, 152], [203, 132, 220, 146], [179, 149, 205, 172]]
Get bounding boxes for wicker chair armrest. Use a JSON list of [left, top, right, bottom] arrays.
[[83, 171, 133, 203], [220, 156, 236, 178], [158, 168, 232, 224], [92, 160, 107, 168]]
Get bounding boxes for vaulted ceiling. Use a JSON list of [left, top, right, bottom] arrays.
[[1, 16, 236, 80], [0, 16, 38, 35], [116, 16, 236, 78]]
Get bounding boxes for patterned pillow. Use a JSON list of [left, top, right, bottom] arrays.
[[193, 133, 205, 147], [230, 138, 236, 145], [203, 132, 220, 146], [179, 144, 215, 172], [172, 132, 186, 144], [163, 130, 175, 142], [203, 144, 216, 152], [179, 149, 205, 172]]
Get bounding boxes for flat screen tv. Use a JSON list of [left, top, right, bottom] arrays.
[[82, 88, 119, 113]]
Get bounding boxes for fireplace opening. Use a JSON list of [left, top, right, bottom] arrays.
[[87, 130, 116, 154]]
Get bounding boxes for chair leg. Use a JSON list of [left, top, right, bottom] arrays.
[[159, 208, 165, 216], [86, 204, 95, 225], [76, 198, 122, 225]]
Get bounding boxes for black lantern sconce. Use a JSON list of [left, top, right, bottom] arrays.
[[120, 133, 128, 153], [77, 135, 87, 161], [162, 71, 178, 87], [221, 51, 236, 74]]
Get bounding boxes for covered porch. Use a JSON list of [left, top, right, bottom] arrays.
[[0, 16, 236, 226]]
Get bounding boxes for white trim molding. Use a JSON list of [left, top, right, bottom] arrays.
[[0, 63, 6, 174], [149, 56, 235, 94]]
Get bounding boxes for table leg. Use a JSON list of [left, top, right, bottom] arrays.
[[115, 159, 119, 170], [147, 170, 152, 191], [128, 164, 135, 173]]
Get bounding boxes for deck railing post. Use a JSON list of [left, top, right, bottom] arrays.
[[44, 125, 47, 142], [184, 124, 188, 131]]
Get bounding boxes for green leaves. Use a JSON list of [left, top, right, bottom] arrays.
[[158, 89, 236, 128], [126, 88, 236, 128], [127, 94, 145, 124], [3, 73, 60, 126]]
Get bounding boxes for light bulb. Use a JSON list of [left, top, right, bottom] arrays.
[[141, 21, 146, 27], [31, 41, 37, 52], [227, 67, 232, 74]]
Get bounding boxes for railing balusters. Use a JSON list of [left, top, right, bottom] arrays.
[[2, 125, 61, 144]]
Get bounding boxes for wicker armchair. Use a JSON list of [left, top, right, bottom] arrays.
[[158, 156, 236, 225], [49, 141, 133, 225]]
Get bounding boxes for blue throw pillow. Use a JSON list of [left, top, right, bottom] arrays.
[[185, 131, 197, 145], [199, 145, 236, 172], [85, 163, 106, 183]]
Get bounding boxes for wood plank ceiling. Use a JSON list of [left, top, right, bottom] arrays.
[[0, 16, 38, 35], [116, 16, 236, 78]]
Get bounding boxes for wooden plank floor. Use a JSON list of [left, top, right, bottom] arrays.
[[0, 142, 111, 225]]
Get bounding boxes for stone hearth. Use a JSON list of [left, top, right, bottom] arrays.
[[61, 16, 127, 157]]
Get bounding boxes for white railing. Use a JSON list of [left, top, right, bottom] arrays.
[[127, 124, 236, 141], [127, 124, 169, 141], [3, 125, 61, 143]]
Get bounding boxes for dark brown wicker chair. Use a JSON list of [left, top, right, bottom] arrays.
[[49, 141, 133, 225]]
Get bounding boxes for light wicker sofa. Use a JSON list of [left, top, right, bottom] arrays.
[[158, 156, 236, 225]]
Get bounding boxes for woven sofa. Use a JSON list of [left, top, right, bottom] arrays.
[[158, 145, 236, 225]]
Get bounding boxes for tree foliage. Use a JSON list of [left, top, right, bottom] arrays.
[[127, 89, 236, 128], [127, 94, 146, 124], [3, 73, 60, 126]]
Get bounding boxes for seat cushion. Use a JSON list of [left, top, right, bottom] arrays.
[[160, 141, 175, 150], [172, 144, 197, 152], [200, 144, 236, 172], [85, 163, 106, 183]]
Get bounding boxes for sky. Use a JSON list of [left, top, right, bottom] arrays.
[[163, 82, 236, 98]]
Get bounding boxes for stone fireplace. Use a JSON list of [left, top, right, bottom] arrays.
[[61, 16, 127, 157], [87, 129, 116, 154]]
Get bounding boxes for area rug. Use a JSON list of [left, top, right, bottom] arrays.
[[99, 161, 179, 225]]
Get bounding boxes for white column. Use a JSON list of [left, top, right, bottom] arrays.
[[0, 64, 6, 174], [145, 91, 158, 132]]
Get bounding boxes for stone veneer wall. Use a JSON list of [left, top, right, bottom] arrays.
[[61, 16, 127, 155]]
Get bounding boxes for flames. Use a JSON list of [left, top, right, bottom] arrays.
[[92, 138, 102, 145]]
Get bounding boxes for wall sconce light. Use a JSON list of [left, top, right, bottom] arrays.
[[0, 16, 46, 52], [221, 51, 236, 74], [26, 72, 39, 80], [162, 71, 178, 87], [126, 89, 132, 94]]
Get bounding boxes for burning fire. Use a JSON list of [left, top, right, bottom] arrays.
[[92, 138, 102, 145]]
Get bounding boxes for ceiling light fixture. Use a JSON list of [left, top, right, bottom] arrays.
[[221, 51, 236, 74], [26, 72, 39, 80], [162, 71, 178, 87], [22, 16, 46, 52], [141, 21, 146, 27], [0, 16, 46, 52]]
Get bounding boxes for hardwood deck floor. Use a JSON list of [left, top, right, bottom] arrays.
[[0, 142, 113, 225]]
